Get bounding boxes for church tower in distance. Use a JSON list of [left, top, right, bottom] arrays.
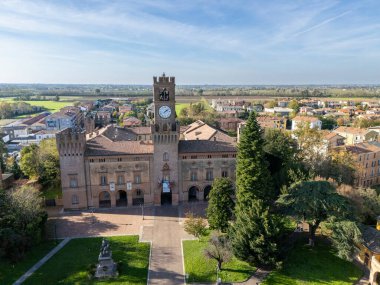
[[151, 74, 180, 205]]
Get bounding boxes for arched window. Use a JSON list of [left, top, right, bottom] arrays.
[[72, 194, 79, 205], [163, 152, 169, 161]]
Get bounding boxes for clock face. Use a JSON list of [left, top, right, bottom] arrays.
[[159, 105, 172, 119]]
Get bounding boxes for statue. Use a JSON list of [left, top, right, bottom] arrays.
[[95, 238, 118, 279]]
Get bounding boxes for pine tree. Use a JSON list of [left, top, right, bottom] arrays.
[[232, 112, 283, 267], [230, 199, 283, 267], [206, 178, 235, 233], [236, 112, 274, 209]]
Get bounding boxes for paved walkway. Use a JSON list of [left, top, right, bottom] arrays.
[[13, 238, 71, 285], [148, 206, 186, 285]]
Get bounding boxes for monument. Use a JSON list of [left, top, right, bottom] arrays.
[[94, 238, 118, 279]]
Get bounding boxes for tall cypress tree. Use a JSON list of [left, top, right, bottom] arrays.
[[231, 112, 283, 268], [236, 112, 274, 208], [231, 199, 283, 267]]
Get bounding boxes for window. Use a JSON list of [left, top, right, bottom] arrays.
[[70, 178, 78, 188], [99, 158, 105, 162], [191, 155, 197, 159], [207, 155, 212, 159], [117, 158, 122, 162], [371, 169, 374, 177], [100, 175, 107, 185], [134, 174, 141, 184], [90, 159, 94, 163], [71, 195, 79, 205], [182, 156, 187, 159], [136, 189, 142, 196], [366, 163, 368, 168], [163, 152, 169, 161], [206, 169, 213, 181], [221, 170, 228, 178], [190, 170, 198, 181], [222, 154, 229, 158], [117, 175, 124, 185]]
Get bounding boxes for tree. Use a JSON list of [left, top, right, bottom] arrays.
[[288, 99, 299, 113], [184, 213, 207, 240], [236, 112, 274, 207], [293, 122, 326, 176], [230, 199, 283, 268], [20, 144, 40, 179], [204, 232, 232, 270], [326, 220, 362, 260], [337, 185, 380, 225], [277, 180, 351, 246], [264, 129, 298, 192], [206, 178, 235, 233], [0, 186, 47, 261]]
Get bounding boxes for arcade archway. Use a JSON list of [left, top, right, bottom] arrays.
[[116, 190, 127, 207], [99, 191, 111, 208], [203, 185, 212, 200], [188, 186, 199, 202]]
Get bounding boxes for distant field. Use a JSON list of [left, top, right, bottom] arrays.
[[21, 101, 74, 112], [0, 99, 75, 113], [175, 103, 190, 115]]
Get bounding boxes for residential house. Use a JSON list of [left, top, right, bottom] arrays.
[[257, 116, 286, 130], [291, 116, 322, 131]]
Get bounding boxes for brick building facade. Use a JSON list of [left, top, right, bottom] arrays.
[[57, 74, 237, 209]]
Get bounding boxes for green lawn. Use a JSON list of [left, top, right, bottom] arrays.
[[183, 236, 255, 283], [24, 236, 150, 285], [262, 239, 362, 285], [0, 240, 58, 285], [175, 103, 189, 115]]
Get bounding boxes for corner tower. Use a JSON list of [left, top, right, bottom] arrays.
[[152, 74, 180, 205]]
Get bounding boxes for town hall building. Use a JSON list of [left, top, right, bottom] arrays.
[[57, 74, 237, 209]]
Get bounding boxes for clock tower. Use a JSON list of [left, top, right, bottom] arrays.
[[152, 74, 180, 205]]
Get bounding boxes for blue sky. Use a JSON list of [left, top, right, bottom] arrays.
[[0, 0, 379, 84]]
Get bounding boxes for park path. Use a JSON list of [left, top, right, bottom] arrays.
[[147, 206, 185, 285], [12, 238, 71, 285]]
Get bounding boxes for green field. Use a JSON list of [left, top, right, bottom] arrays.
[[262, 239, 362, 285], [21, 100, 74, 112], [24, 236, 150, 285], [0, 240, 58, 285], [183, 235, 255, 283], [175, 103, 190, 115]]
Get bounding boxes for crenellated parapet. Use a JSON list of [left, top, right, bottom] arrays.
[[56, 128, 86, 157]]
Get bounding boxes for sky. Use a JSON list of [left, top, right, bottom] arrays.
[[0, 0, 380, 85]]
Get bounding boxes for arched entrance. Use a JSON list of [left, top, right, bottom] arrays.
[[99, 191, 111, 208], [116, 190, 127, 207], [161, 192, 172, 205], [204, 185, 212, 201], [188, 186, 199, 202], [132, 189, 144, 205]]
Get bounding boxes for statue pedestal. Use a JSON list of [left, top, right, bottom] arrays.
[[95, 257, 118, 279]]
